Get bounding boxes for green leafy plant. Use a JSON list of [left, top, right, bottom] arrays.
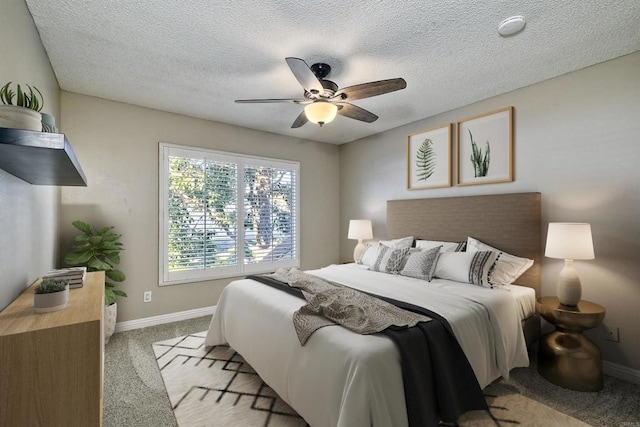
[[64, 221, 127, 305], [469, 130, 490, 177], [35, 278, 68, 294], [0, 82, 44, 112], [416, 138, 437, 181]]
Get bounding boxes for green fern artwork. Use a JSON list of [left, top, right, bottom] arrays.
[[469, 130, 490, 177], [416, 138, 437, 181]]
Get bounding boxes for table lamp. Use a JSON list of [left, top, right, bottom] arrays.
[[348, 219, 373, 262], [545, 222, 595, 306]]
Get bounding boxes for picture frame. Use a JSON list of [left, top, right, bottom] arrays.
[[456, 107, 513, 186], [406, 123, 451, 190]]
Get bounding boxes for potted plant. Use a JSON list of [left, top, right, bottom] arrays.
[[64, 220, 127, 344], [0, 82, 44, 131], [34, 278, 69, 313]]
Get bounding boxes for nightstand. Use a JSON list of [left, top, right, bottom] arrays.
[[536, 296, 605, 391]]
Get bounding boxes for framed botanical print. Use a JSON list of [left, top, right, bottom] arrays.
[[456, 107, 513, 186], [406, 123, 451, 190]]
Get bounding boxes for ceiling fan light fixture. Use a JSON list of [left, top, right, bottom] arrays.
[[305, 101, 338, 127], [236, 57, 406, 128]]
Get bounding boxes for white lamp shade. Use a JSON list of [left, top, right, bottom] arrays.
[[348, 219, 373, 240], [305, 102, 338, 125], [545, 223, 595, 260]]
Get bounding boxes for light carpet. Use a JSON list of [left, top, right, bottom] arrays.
[[153, 332, 589, 427]]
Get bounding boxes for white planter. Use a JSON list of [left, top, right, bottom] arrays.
[[0, 105, 42, 131], [104, 302, 117, 344], [34, 285, 69, 313], [40, 112, 57, 132]]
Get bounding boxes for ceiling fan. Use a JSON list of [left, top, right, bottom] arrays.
[[235, 57, 407, 128]]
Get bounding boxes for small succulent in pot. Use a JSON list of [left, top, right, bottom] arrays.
[[0, 81, 44, 112], [34, 278, 69, 294], [34, 278, 69, 313]]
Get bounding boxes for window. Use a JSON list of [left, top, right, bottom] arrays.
[[159, 143, 299, 285]]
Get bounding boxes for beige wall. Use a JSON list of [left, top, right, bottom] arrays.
[[59, 92, 340, 322], [5, 0, 637, 374], [339, 52, 640, 370], [0, 0, 61, 310]]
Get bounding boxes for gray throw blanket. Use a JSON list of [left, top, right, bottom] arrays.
[[268, 268, 432, 345]]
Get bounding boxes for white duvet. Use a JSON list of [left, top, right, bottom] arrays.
[[205, 264, 530, 427]]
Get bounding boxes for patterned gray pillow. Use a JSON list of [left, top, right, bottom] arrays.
[[399, 246, 441, 281], [371, 245, 410, 274]]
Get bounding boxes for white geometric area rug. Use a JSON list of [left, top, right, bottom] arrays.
[[153, 332, 589, 427], [153, 332, 307, 427]]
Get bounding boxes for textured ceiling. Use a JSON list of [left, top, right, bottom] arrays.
[[25, 0, 640, 144]]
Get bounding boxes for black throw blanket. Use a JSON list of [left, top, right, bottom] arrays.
[[247, 274, 488, 427]]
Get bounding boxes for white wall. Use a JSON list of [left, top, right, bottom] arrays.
[[59, 92, 340, 322], [0, 0, 61, 310], [339, 52, 640, 370]]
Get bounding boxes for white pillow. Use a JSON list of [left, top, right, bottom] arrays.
[[466, 237, 534, 286], [433, 251, 497, 287], [358, 244, 380, 266], [398, 246, 441, 281], [379, 236, 414, 249], [415, 240, 466, 252], [370, 245, 410, 274]]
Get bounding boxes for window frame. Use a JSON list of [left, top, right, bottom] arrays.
[[159, 142, 300, 286]]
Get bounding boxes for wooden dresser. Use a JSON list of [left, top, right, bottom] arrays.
[[0, 271, 104, 426]]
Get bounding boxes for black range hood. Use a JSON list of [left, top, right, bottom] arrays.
[[0, 127, 86, 186]]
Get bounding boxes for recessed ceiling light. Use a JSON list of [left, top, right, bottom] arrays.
[[498, 16, 526, 37]]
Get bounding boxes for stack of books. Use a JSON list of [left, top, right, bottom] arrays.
[[43, 267, 87, 289]]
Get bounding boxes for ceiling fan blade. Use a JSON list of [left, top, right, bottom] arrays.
[[235, 98, 306, 103], [336, 102, 378, 123], [335, 78, 407, 101], [285, 57, 324, 95], [291, 110, 308, 128]]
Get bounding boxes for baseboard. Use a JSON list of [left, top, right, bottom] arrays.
[[603, 360, 640, 385], [114, 305, 216, 333]]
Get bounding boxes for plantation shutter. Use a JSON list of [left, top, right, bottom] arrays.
[[160, 144, 299, 285], [242, 160, 297, 273]]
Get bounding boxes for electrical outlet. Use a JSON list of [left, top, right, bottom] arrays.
[[605, 326, 619, 343], [143, 291, 152, 303]]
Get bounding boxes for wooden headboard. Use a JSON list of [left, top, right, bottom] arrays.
[[387, 193, 541, 295]]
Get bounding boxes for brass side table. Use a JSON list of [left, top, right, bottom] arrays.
[[536, 296, 605, 392]]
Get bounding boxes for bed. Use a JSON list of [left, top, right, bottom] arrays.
[[205, 192, 541, 427]]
